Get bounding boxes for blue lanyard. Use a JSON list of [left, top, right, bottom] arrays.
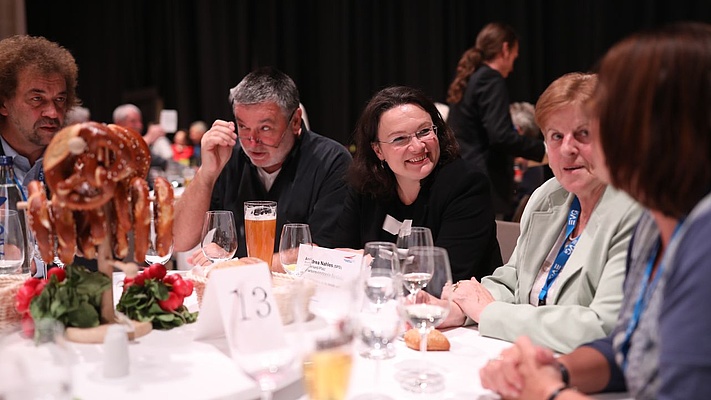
[[538, 196, 581, 306], [619, 221, 683, 371]]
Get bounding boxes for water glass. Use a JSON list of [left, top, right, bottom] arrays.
[[396, 247, 452, 393], [145, 216, 174, 265], [201, 211, 238, 263], [0, 209, 25, 275], [278, 223, 313, 275]]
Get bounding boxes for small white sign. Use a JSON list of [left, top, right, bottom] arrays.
[[194, 263, 286, 358], [300, 246, 362, 288], [159, 109, 178, 133]]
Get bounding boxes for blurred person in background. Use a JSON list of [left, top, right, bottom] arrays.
[[65, 105, 90, 125], [510, 101, 547, 221], [112, 103, 171, 169], [171, 129, 193, 166], [447, 22, 546, 220], [189, 120, 207, 166]]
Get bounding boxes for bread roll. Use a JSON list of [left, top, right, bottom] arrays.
[[206, 257, 264, 277], [404, 328, 450, 351]]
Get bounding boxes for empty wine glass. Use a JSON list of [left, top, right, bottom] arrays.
[[278, 223, 313, 276], [396, 226, 433, 251], [0, 209, 25, 275], [145, 216, 174, 265], [397, 246, 452, 394], [201, 211, 237, 263]]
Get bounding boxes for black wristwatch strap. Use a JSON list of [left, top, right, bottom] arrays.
[[557, 361, 571, 386], [547, 386, 569, 400]]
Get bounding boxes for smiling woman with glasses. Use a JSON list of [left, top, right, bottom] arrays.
[[323, 86, 502, 287]]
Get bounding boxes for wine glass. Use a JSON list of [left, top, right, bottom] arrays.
[[145, 216, 174, 265], [0, 209, 25, 275], [396, 226, 433, 250], [397, 246, 452, 394], [302, 277, 359, 400], [278, 223, 313, 275], [200, 211, 238, 263], [353, 242, 401, 400]]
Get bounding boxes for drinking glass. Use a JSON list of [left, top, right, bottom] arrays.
[[302, 278, 359, 400], [353, 242, 401, 400], [244, 201, 277, 267], [396, 226, 433, 250], [278, 223, 312, 276], [0, 209, 25, 275], [201, 211, 238, 263], [0, 319, 72, 399], [397, 246, 452, 393], [145, 216, 174, 265]]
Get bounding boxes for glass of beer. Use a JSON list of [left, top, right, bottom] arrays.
[[244, 201, 277, 267]]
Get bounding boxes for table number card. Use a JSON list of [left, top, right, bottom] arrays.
[[194, 262, 286, 358]]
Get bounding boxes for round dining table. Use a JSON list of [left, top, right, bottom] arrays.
[[0, 272, 631, 400]]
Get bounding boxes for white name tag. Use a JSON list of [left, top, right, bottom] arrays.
[[301, 246, 362, 288], [194, 263, 286, 358]]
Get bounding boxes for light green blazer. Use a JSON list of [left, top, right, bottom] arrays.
[[478, 178, 643, 353]]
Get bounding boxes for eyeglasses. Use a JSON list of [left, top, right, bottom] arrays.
[[376, 125, 437, 148], [237, 108, 296, 148]]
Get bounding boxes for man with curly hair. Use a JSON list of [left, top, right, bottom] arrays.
[[0, 35, 79, 181], [0, 35, 80, 274]]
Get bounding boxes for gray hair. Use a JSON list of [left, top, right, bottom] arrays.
[[510, 102, 539, 138], [228, 67, 300, 118], [66, 106, 91, 124], [112, 103, 141, 124]]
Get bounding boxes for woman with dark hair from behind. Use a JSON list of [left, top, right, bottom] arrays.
[[479, 22, 711, 400], [448, 22, 546, 220], [325, 86, 501, 286]]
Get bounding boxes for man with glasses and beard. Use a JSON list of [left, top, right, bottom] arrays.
[[174, 67, 352, 268]]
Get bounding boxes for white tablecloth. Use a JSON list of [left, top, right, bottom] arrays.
[[0, 272, 631, 400]]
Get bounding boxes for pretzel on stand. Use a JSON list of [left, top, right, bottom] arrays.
[[21, 122, 175, 342]]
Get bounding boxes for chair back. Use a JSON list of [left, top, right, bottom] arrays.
[[495, 220, 520, 263]]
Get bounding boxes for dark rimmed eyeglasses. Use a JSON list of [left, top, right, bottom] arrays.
[[237, 108, 297, 148]]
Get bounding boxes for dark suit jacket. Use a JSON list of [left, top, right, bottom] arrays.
[[325, 157, 502, 284], [448, 64, 545, 216]]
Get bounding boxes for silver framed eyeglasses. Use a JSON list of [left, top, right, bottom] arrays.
[[237, 108, 297, 148], [376, 125, 437, 148]]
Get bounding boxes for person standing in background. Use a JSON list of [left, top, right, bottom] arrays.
[[447, 22, 546, 220]]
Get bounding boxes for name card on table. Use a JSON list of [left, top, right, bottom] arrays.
[[194, 262, 286, 358], [299, 246, 362, 287]]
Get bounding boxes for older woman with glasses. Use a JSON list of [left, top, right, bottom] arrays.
[[324, 86, 502, 285]]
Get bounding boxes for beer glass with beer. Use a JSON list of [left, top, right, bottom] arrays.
[[244, 201, 277, 267]]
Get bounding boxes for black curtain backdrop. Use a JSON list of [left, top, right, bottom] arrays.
[[25, 0, 711, 146]]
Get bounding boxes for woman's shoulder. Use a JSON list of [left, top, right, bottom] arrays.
[[435, 158, 488, 186]]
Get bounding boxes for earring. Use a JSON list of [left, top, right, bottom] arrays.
[[380, 160, 385, 169]]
